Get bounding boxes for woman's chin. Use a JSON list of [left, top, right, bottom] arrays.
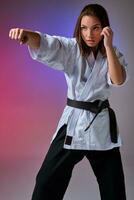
[[86, 43, 97, 48]]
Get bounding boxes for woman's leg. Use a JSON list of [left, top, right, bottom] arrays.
[[86, 148, 127, 200], [31, 125, 84, 200]]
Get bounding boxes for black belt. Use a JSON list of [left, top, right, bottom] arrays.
[[67, 98, 118, 143]]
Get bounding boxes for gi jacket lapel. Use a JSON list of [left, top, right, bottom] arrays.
[[64, 52, 105, 148], [79, 51, 105, 101]]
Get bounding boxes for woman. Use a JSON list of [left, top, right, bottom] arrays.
[[9, 4, 128, 200]]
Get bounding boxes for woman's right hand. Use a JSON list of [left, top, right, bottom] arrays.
[[9, 28, 41, 49], [9, 28, 30, 44]]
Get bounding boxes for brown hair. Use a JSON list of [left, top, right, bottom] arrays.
[[73, 4, 110, 57]]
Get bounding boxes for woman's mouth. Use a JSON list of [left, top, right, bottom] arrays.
[[86, 39, 95, 43]]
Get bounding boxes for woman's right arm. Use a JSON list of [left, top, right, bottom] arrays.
[[9, 28, 75, 73], [9, 28, 41, 49]]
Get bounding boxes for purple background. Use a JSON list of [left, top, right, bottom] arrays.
[[0, 0, 134, 199]]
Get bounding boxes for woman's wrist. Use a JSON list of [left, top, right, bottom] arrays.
[[27, 31, 41, 49]]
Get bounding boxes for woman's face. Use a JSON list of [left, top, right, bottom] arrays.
[[80, 15, 103, 48]]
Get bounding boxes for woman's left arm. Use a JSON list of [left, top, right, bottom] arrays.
[[101, 27, 126, 85]]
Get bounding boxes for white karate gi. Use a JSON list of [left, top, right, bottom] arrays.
[[29, 33, 128, 151]]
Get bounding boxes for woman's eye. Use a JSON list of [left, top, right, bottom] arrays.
[[94, 27, 99, 30], [93, 26, 101, 31], [81, 27, 87, 30]]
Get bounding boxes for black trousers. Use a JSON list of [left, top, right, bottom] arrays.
[[31, 124, 126, 200]]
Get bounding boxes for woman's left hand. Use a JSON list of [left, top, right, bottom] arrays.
[[101, 26, 113, 48]]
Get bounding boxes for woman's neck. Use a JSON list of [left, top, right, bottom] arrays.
[[91, 47, 98, 59]]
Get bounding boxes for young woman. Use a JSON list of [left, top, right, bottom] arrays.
[[9, 4, 128, 200]]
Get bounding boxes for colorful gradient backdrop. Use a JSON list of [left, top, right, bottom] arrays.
[[0, 0, 134, 200]]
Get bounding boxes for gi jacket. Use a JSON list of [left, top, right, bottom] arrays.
[[29, 33, 128, 150]]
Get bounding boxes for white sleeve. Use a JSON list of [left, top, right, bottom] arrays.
[[28, 33, 75, 73], [107, 47, 129, 87]]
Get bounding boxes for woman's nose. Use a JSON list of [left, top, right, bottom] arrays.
[[86, 29, 93, 37]]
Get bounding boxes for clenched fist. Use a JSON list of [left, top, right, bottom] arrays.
[[9, 28, 41, 49]]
